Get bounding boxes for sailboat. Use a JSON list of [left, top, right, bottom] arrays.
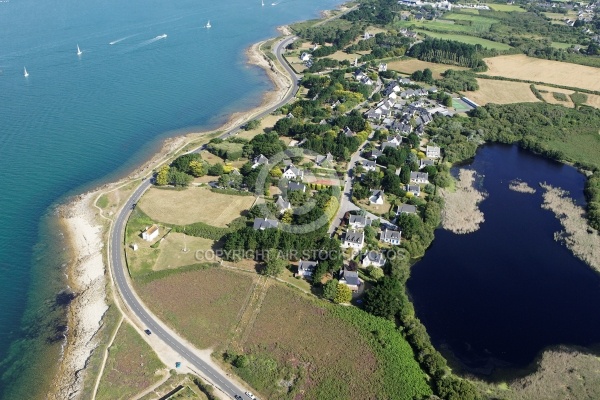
[[77, 44, 82, 56], [205, 20, 211, 29], [23, 67, 29, 77], [261, 0, 264, 6]]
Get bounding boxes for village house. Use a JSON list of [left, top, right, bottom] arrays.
[[396, 204, 417, 216], [252, 218, 279, 230], [142, 224, 159, 242], [369, 189, 385, 205], [282, 164, 304, 180], [419, 159, 434, 169], [426, 145, 441, 159], [381, 140, 399, 151], [362, 250, 386, 268], [275, 196, 292, 214], [349, 214, 373, 229], [299, 52, 312, 62], [380, 228, 402, 245], [378, 63, 388, 72], [410, 171, 429, 184], [406, 184, 421, 196], [251, 154, 269, 169], [343, 126, 357, 137], [362, 159, 377, 172], [297, 259, 318, 278], [342, 230, 365, 250], [315, 152, 334, 166], [288, 181, 306, 193], [339, 266, 361, 291], [367, 149, 384, 159]]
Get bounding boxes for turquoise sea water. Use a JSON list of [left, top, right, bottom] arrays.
[[0, 0, 341, 397]]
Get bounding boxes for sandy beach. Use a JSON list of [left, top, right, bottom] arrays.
[[49, 33, 293, 399]]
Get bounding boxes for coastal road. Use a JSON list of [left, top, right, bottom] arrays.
[[109, 35, 302, 399]]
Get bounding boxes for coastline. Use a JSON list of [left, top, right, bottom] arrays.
[[49, 30, 294, 398]]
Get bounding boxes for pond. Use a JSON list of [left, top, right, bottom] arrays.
[[407, 144, 600, 376]]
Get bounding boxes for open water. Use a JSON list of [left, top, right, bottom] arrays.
[[0, 0, 342, 397]]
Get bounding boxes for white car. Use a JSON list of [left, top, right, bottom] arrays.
[[245, 392, 257, 400]]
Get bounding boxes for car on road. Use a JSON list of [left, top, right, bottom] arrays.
[[144, 329, 151, 335], [234, 396, 243, 400], [245, 392, 257, 400]]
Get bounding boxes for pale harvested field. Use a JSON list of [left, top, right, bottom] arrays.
[[482, 55, 600, 91], [387, 59, 469, 79], [199, 150, 224, 165], [136, 268, 256, 349], [467, 79, 540, 105], [329, 50, 360, 62], [584, 93, 600, 108], [154, 233, 218, 271], [236, 114, 283, 140], [138, 187, 255, 227]]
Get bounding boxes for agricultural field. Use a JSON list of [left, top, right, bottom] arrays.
[[415, 30, 512, 50], [482, 54, 600, 91], [199, 150, 224, 165], [551, 41, 576, 49], [467, 79, 540, 105], [583, 93, 600, 109], [136, 267, 256, 349], [395, 19, 487, 34], [486, 3, 526, 12], [236, 114, 283, 140], [138, 186, 255, 227], [535, 85, 576, 107], [387, 58, 469, 78], [443, 12, 500, 31], [235, 284, 431, 400], [153, 233, 217, 271], [96, 322, 165, 400]]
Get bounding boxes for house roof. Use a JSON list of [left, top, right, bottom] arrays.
[[145, 224, 159, 235], [397, 204, 417, 215], [406, 184, 420, 193], [344, 230, 364, 244], [342, 268, 360, 286], [253, 218, 279, 230], [411, 171, 429, 181], [349, 215, 372, 227], [362, 160, 377, 168], [299, 259, 318, 272], [364, 250, 385, 265], [284, 164, 303, 177], [288, 181, 306, 192], [253, 154, 269, 165], [275, 196, 291, 211], [381, 228, 401, 241]]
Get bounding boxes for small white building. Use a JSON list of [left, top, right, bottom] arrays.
[[342, 230, 364, 250], [362, 251, 386, 268], [369, 190, 385, 205], [297, 259, 318, 278], [410, 171, 429, 184], [380, 228, 401, 245], [299, 52, 312, 62], [142, 224, 159, 242], [282, 164, 304, 180], [426, 145, 441, 159]]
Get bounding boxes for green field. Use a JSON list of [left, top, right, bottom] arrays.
[[485, 3, 526, 12], [444, 12, 500, 25], [395, 20, 486, 34], [415, 30, 512, 50], [551, 41, 576, 49]]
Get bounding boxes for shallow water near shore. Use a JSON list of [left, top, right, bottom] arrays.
[[408, 144, 600, 378], [0, 0, 343, 397]]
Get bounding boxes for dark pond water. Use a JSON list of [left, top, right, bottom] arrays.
[[407, 144, 600, 376]]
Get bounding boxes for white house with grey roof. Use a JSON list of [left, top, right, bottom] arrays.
[[396, 204, 417, 215], [297, 259, 318, 278], [410, 171, 429, 184], [406, 184, 421, 196], [369, 189, 385, 205], [426, 145, 441, 159], [339, 267, 361, 291], [288, 181, 306, 193], [253, 218, 279, 230], [362, 160, 377, 172], [275, 196, 291, 214], [282, 164, 304, 180], [362, 251, 386, 268], [342, 230, 364, 250], [419, 159, 434, 169], [252, 154, 269, 169], [315, 152, 334, 166], [380, 228, 402, 245], [348, 215, 373, 229]]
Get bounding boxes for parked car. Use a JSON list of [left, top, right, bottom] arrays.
[[144, 329, 151, 335]]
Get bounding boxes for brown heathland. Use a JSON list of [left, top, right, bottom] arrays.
[[95, 322, 165, 400], [387, 59, 469, 79], [467, 79, 540, 105], [138, 186, 255, 227], [482, 55, 600, 91], [136, 267, 256, 349], [240, 284, 379, 399]]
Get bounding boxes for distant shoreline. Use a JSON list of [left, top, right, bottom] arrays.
[[49, 26, 296, 398]]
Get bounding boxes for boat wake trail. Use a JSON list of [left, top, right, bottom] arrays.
[[137, 34, 168, 47], [109, 34, 139, 45]]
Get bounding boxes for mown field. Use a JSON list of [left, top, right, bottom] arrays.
[[482, 54, 600, 91], [135, 267, 256, 349], [236, 284, 432, 400], [486, 3, 526, 12], [387, 58, 469, 78], [96, 322, 165, 400], [139, 186, 255, 227], [415, 30, 512, 50], [395, 19, 487, 34], [467, 79, 540, 105]]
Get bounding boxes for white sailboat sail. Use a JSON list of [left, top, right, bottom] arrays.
[[23, 67, 29, 77], [77, 44, 82, 56], [205, 20, 211, 28]]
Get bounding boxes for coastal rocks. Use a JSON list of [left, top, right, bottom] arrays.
[[50, 192, 108, 400], [540, 183, 600, 272], [441, 169, 487, 234]]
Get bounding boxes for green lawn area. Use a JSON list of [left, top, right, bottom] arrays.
[[444, 12, 500, 27], [415, 30, 512, 50], [452, 98, 471, 112], [551, 41, 576, 49], [485, 3, 526, 12], [395, 20, 486, 33]]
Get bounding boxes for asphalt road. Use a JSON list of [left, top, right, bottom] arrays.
[[109, 35, 299, 399]]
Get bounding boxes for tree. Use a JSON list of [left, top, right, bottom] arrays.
[[244, 119, 261, 131], [364, 276, 403, 319], [333, 283, 352, 304], [167, 167, 192, 187], [367, 265, 384, 280], [281, 210, 293, 224], [322, 279, 338, 301], [188, 160, 205, 177], [155, 164, 169, 186], [400, 167, 411, 185], [171, 153, 202, 175], [207, 163, 224, 176], [262, 249, 287, 277]]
